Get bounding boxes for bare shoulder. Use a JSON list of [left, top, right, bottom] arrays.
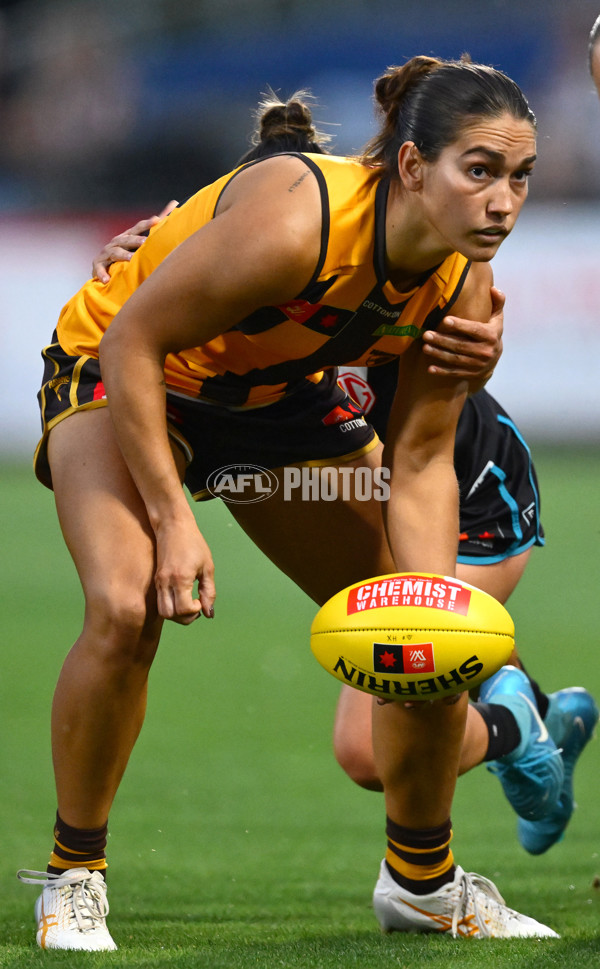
[[209, 154, 323, 282], [451, 261, 493, 322], [217, 154, 322, 220]]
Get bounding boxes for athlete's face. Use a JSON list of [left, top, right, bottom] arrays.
[[419, 113, 537, 262]]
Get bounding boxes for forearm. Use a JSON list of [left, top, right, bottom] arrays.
[[98, 329, 215, 622], [98, 331, 191, 529], [383, 457, 460, 578]]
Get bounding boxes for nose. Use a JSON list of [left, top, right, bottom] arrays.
[[487, 179, 513, 218]]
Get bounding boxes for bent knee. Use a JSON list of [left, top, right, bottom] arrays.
[[82, 585, 161, 661], [334, 739, 382, 791]]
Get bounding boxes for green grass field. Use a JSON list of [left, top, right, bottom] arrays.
[[1, 447, 600, 968]]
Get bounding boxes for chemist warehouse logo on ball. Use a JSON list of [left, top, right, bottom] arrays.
[[347, 576, 472, 615], [206, 464, 391, 503]]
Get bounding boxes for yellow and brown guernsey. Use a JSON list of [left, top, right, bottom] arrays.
[[56, 154, 470, 409]]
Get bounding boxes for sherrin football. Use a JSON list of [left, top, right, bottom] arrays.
[[310, 572, 514, 701]]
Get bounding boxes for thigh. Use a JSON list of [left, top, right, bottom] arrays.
[[48, 408, 186, 606], [228, 442, 395, 605], [456, 549, 532, 606]]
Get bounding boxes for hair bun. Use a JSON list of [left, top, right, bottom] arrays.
[[259, 98, 317, 142], [374, 56, 441, 124]]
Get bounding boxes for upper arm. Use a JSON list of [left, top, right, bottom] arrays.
[[101, 156, 323, 359], [449, 261, 494, 324]]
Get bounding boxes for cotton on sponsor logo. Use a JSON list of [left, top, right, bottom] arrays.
[[347, 575, 471, 616]]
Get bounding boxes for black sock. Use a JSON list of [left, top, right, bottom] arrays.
[[385, 817, 455, 895], [526, 677, 549, 720], [47, 812, 108, 878], [472, 701, 522, 761]]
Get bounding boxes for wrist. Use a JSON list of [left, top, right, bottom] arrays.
[[147, 494, 195, 534]]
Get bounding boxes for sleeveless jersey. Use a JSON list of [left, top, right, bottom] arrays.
[[56, 154, 470, 409]]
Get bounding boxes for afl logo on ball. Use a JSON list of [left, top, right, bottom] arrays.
[[206, 464, 279, 503]]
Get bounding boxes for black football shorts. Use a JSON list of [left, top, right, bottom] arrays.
[[337, 362, 544, 564]]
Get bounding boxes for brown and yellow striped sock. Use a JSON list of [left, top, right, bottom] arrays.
[[385, 816, 455, 896], [47, 812, 108, 879]]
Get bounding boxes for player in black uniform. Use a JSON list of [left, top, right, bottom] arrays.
[[334, 362, 597, 859]]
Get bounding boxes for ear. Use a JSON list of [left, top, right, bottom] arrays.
[[397, 141, 425, 191]]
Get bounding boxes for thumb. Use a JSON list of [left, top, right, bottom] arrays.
[[490, 286, 505, 316]]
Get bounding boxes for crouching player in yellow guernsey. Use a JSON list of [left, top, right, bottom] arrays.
[[18, 56, 561, 948]]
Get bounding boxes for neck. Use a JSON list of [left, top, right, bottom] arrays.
[[384, 180, 452, 288]]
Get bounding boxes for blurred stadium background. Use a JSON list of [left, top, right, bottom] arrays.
[[1, 0, 600, 455]]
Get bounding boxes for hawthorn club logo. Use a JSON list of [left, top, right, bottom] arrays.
[[373, 642, 436, 674]]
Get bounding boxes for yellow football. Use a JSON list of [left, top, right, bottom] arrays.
[[310, 572, 514, 701]]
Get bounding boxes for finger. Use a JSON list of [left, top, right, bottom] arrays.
[[424, 322, 495, 350], [170, 584, 203, 623], [423, 320, 477, 346], [198, 570, 216, 619], [156, 581, 175, 620], [123, 204, 177, 236], [123, 216, 162, 235], [155, 576, 200, 622], [92, 236, 150, 281], [422, 339, 489, 362], [94, 265, 111, 284], [160, 593, 202, 624], [442, 693, 463, 705], [157, 200, 178, 219], [170, 609, 202, 626], [425, 355, 494, 377], [92, 247, 133, 282], [109, 234, 151, 252], [427, 316, 485, 341]]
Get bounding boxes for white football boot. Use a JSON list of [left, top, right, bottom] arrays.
[[373, 860, 559, 939], [17, 867, 117, 950]]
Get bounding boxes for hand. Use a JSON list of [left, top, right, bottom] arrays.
[[377, 694, 464, 708], [154, 517, 216, 625], [421, 286, 505, 384], [92, 200, 178, 283]]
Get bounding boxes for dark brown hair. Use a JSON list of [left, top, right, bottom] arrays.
[[237, 91, 329, 164], [361, 54, 536, 177]]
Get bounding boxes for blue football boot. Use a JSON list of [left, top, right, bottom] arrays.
[[518, 687, 598, 854], [479, 666, 564, 821]]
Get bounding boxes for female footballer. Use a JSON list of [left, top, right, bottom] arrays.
[[19, 55, 559, 947]]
